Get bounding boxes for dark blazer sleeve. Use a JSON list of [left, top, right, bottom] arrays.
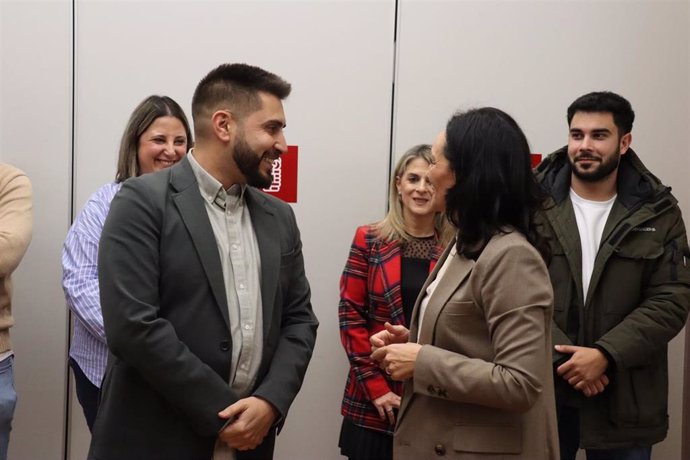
[[251, 201, 318, 422], [98, 178, 236, 437]]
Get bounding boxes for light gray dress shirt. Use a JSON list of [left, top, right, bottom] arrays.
[[188, 152, 264, 460]]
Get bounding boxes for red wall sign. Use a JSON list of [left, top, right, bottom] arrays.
[[531, 153, 542, 168], [262, 145, 298, 203], [261, 149, 539, 203]]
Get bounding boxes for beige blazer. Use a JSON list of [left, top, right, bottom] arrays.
[[394, 232, 559, 460]]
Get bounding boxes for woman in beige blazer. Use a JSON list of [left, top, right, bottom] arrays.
[[371, 107, 559, 460]]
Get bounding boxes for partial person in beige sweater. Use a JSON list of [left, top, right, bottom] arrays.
[[0, 162, 32, 460]]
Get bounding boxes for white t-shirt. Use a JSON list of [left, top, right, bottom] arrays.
[[570, 189, 616, 301]]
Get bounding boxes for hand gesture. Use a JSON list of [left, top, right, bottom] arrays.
[[370, 342, 421, 381], [370, 322, 409, 353], [372, 391, 401, 424], [217, 396, 278, 451], [555, 345, 610, 397]]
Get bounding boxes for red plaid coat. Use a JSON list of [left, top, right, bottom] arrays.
[[339, 225, 441, 434]]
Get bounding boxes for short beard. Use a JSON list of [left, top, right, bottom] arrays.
[[570, 148, 620, 183], [233, 136, 273, 189]]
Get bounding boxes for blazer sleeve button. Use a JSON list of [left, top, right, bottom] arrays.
[[434, 444, 446, 456], [219, 340, 230, 351]]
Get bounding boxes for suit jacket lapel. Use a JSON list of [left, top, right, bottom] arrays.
[[170, 158, 230, 330], [245, 188, 280, 337], [417, 250, 474, 344], [375, 234, 446, 328], [398, 239, 473, 427], [375, 238, 404, 323]]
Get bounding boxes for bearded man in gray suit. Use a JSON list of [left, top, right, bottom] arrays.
[[89, 63, 318, 460]]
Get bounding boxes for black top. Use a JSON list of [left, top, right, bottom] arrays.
[[400, 235, 437, 325]]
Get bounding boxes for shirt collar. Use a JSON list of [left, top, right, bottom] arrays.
[[187, 149, 246, 211]]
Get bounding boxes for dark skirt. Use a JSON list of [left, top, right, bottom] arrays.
[[338, 417, 393, 460]]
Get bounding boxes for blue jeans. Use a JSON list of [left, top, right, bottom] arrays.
[[0, 356, 17, 460], [558, 405, 652, 460]]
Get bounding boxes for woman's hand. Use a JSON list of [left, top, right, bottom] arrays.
[[370, 343, 422, 381], [372, 391, 401, 424], [370, 322, 410, 353]]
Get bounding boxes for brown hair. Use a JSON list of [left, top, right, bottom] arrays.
[[115, 95, 192, 183]]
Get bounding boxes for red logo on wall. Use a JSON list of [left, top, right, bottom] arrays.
[[262, 145, 298, 203], [531, 153, 542, 168], [261, 150, 537, 202]]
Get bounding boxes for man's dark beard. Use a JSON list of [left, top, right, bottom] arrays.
[[233, 136, 273, 189], [570, 149, 620, 183]]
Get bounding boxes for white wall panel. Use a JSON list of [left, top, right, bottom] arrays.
[[72, 1, 395, 458], [685, 16, 690, 458], [0, 1, 72, 458], [1, 0, 685, 458], [394, 1, 689, 458]]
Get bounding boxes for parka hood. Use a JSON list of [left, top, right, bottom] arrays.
[[535, 146, 670, 210]]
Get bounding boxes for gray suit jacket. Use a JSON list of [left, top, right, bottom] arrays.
[[394, 232, 559, 460], [89, 157, 318, 460]]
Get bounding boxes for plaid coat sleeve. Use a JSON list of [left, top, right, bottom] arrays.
[[339, 225, 408, 432], [339, 226, 393, 400]]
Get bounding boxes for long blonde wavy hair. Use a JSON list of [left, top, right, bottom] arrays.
[[374, 144, 453, 246]]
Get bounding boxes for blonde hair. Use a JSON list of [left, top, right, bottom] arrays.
[[374, 144, 453, 245]]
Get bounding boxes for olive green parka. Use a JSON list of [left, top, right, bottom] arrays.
[[535, 146, 690, 449]]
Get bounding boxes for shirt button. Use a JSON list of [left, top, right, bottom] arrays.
[[434, 444, 446, 456], [231, 243, 239, 250], [243, 323, 251, 330], [239, 283, 245, 290], [219, 340, 230, 352]]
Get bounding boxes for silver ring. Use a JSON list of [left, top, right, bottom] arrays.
[[386, 409, 393, 413]]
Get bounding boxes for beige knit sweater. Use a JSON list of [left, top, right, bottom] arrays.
[[0, 163, 32, 353]]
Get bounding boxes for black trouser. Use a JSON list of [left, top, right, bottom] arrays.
[[69, 358, 100, 432], [557, 404, 651, 460]]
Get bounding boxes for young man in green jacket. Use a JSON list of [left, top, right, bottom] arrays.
[[535, 91, 690, 460]]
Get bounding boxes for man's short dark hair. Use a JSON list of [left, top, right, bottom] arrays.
[[192, 63, 291, 134], [567, 91, 635, 136]]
